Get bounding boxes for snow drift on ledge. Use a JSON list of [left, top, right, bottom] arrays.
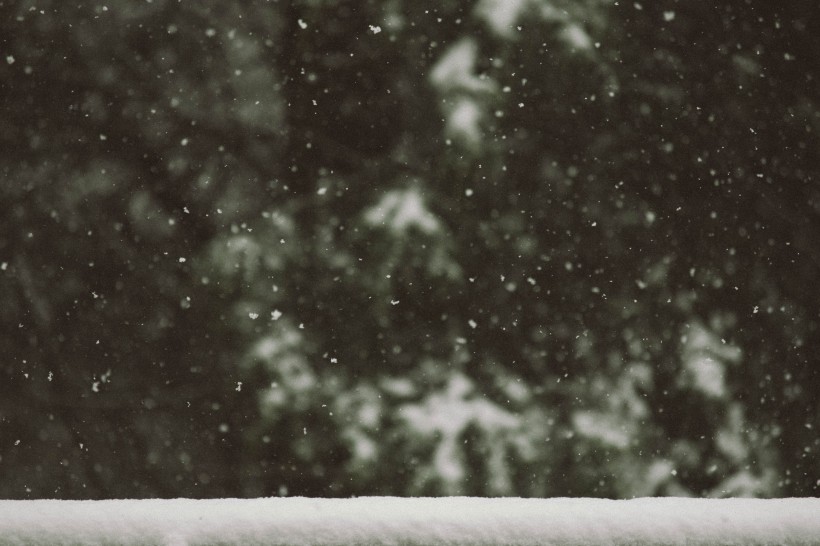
[[0, 497, 818, 546]]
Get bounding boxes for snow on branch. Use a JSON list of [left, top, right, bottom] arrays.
[[0, 497, 817, 546]]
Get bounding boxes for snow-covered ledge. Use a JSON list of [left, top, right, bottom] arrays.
[[0, 497, 818, 546]]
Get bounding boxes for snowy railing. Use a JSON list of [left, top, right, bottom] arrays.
[[0, 497, 818, 545]]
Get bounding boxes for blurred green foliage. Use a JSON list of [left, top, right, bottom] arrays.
[[0, 0, 818, 499]]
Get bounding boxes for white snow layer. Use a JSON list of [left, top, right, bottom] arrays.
[[0, 496, 817, 546]]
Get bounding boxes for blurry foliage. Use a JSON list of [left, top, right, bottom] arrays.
[[0, 0, 818, 499]]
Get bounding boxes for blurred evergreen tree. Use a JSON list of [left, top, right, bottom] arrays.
[[0, 0, 817, 499]]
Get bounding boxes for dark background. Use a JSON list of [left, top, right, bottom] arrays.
[[1, 0, 818, 499]]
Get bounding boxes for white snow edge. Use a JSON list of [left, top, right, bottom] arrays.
[[0, 497, 818, 546]]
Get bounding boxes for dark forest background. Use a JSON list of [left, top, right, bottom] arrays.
[[1, 0, 818, 499]]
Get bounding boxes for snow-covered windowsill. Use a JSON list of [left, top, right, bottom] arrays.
[[0, 497, 817, 545]]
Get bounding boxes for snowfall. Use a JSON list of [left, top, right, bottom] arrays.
[[0, 497, 818, 545]]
